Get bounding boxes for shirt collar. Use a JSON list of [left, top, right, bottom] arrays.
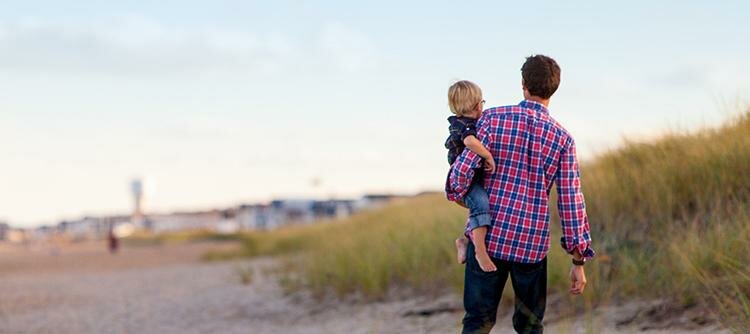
[[519, 100, 549, 114]]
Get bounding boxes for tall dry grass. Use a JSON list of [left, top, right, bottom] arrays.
[[574, 110, 749, 326], [203, 110, 749, 326], [583, 111, 749, 239], [669, 207, 750, 329]]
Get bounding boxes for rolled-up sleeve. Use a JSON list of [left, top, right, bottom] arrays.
[[556, 138, 595, 259], [445, 116, 490, 202]]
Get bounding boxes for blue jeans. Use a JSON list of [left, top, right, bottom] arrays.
[[464, 180, 491, 231], [462, 241, 547, 334]]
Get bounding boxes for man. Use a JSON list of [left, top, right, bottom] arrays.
[[446, 55, 595, 334]]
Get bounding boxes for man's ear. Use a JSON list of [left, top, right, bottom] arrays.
[[522, 80, 530, 98]]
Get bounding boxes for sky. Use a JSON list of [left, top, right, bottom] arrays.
[[1, 1, 749, 227]]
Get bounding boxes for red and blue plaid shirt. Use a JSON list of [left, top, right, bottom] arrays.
[[446, 100, 594, 263]]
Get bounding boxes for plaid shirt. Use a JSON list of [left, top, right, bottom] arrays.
[[446, 100, 594, 263]]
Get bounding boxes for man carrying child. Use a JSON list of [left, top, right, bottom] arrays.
[[446, 55, 595, 334]]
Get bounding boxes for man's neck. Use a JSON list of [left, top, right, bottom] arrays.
[[525, 96, 550, 107]]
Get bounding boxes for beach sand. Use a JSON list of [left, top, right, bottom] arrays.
[[0, 241, 730, 333]]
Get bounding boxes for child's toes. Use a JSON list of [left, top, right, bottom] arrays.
[[482, 263, 497, 272]]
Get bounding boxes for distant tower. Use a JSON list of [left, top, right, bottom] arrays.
[[131, 179, 144, 228]]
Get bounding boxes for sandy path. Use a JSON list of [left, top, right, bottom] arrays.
[[0, 242, 730, 333]]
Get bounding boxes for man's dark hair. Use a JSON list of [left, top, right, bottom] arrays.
[[521, 55, 561, 99]]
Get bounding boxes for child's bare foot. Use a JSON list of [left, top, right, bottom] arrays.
[[455, 238, 468, 264], [475, 251, 497, 272]]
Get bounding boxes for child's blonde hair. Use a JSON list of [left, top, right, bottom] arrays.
[[448, 80, 482, 116]]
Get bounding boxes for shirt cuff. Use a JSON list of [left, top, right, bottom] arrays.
[[445, 172, 469, 202], [560, 236, 595, 260]]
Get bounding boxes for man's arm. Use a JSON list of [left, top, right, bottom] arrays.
[[556, 138, 595, 259], [556, 138, 594, 295]]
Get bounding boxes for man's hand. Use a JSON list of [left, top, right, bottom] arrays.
[[569, 265, 587, 295], [483, 158, 496, 173]]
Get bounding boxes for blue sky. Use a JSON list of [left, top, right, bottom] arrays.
[[1, 1, 749, 226]]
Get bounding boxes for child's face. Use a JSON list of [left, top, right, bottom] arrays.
[[467, 98, 485, 119]]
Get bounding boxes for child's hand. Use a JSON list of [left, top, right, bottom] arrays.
[[483, 158, 496, 173]]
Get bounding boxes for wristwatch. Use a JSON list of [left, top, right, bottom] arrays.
[[572, 258, 585, 266]]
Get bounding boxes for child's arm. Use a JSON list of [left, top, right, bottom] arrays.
[[464, 135, 495, 172], [463, 135, 492, 160]]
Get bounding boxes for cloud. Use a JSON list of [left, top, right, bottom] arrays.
[[0, 17, 293, 76], [0, 17, 378, 77], [649, 65, 711, 89]]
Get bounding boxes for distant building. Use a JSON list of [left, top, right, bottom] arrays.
[[237, 199, 356, 231], [237, 200, 311, 230], [32, 225, 56, 240], [236, 204, 272, 230], [147, 210, 228, 233], [312, 200, 354, 220], [57, 217, 108, 241], [38, 192, 405, 238], [354, 194, 400, 211], [0, 222, 9, 241], [271, 199, 315, 225]]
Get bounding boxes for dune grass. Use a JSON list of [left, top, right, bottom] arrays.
[[122, 229, 246, 246], [202, 110, 749, 326], [281, 196, 468, 299], [668, 207, 750, 328], [583, 111, 749, 239], [203, 196, 468, 297], [574, 110, 749, 326]]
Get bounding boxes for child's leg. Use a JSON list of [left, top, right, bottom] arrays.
[[471, 226, 497, 272], [455, 236, 468, 264], [464, 182, 496, 272]]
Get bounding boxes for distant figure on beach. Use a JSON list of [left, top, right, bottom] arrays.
[[446, 55, 595, 334], [108, 227, 119, 254]]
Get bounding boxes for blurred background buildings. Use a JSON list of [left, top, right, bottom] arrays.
[[0, 177, 410, 244]]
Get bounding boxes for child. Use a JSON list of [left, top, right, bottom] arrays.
[[445, 80, 497, 272]]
